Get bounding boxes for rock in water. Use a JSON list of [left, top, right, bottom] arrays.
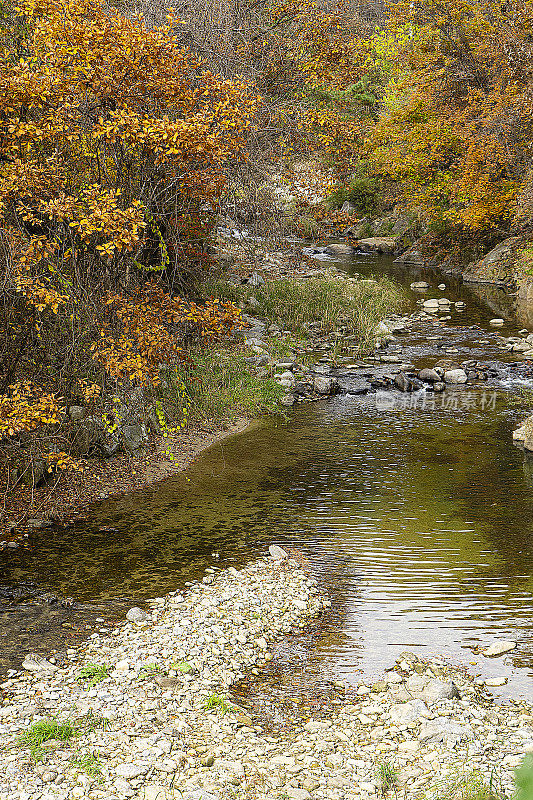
[[280, 394, 295, 407], [314, 375, 337, 395], [22, 653, 57, 673], [490, 318, 505, 326], [418, 368, 441, 383], [269, 544, 288, 561], [485, 676, 508, 686], [443, 368, 468, 384], [483, 640, 516, 657], [126, 607, 148, 623], [324, 243, 355, 256], [394, 372, 413, 392]]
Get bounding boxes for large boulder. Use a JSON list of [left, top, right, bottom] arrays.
[[463, 236, 522, 284], [324, 243, 356, 257], [70, 415, 121, 457], [358, 237, 398, 254]]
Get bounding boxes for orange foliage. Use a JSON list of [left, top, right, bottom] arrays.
[[0, 382, 62, 438], [369, 0, 533, 230], [0, 0, 255, 483], [91, 285, 243, 388]]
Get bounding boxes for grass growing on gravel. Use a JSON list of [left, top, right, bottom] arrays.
[[75, 710, 110, 734], [206, 274, 402, 349], [423, 770, 504, 800], [76, 663, 109, 688], [69, 750, 103, 782], [138, 662, 162, 679], [376, 760, 399, 794], [20, 718, 75, 760], [172, 346, 286, 425], [203, 694, 234, 714]]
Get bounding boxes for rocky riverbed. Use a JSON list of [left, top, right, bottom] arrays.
[[1, 550, 532, 800]]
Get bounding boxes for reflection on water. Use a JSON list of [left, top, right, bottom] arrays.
[[2, 395, 533, 696], [1, 255, 533, 698]]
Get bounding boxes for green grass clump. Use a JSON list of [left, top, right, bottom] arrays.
[[75, 710, 110, 734], [376, 760, 399, 794], [138, 662, 162, 679], [20, 718, 75, 760], [171, 660, 193, 673], [203, 694, 234, 714], [70, 750, 103, 782], [423, 770, 503, 800], [173, 347, 286, 425], [206, 274, 402, 352], [76, 663, 109, 688]]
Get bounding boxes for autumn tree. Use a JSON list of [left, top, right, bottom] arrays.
[[367, 0, 533, 231], [0, 0, 255, 490]]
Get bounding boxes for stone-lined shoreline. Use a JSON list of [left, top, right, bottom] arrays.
[[0, 552, 531, 800]]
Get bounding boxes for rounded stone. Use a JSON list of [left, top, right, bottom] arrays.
[[126, 607, 148, 623], [443, 369, 468, 384]]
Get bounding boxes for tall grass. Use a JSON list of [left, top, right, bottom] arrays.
[[173, 347, 286, 425], [205, 274, 402, 353], [422, 770, 505, 800]]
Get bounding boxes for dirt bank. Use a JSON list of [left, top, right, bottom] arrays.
[[1, 418, 251, 545]]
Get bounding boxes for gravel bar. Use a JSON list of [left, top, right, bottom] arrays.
[[0, 551, 531, 800]]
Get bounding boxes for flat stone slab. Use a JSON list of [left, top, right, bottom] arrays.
[[483, 640, 516, 657]]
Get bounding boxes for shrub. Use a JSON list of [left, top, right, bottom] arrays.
[[327, 178, 380, 214], [0, 0, 258, 502]]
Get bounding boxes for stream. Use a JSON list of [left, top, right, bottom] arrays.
[[2, 254, 533, 705]]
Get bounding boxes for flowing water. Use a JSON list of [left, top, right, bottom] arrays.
[[2, 254, 533, 702]]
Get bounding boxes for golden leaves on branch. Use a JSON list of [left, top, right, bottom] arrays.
[[368, 0, 533, 230], [0, 382, 62, 438], [91, 285, 243, 388]]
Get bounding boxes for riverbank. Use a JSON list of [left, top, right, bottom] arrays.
[[0, 418, 252, 547], [1, 249, 402, 545], [0, 551, 530, 800]]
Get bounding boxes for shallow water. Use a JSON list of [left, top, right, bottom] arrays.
[[2, 254, 533, 700]]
